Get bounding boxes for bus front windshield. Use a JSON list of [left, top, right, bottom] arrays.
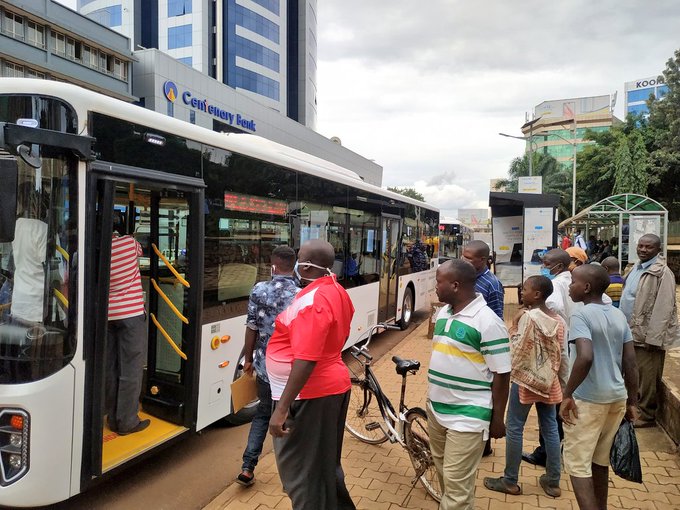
[[0, 153, 78, 384]]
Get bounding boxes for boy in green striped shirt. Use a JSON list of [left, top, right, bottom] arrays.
[[428, 259, 511, 509]]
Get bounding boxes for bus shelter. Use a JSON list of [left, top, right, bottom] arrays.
[[558, 193, 668, 267]]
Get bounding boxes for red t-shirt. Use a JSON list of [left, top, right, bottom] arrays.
[[266, 275, 354, 400], [108, 235, 145, 321]]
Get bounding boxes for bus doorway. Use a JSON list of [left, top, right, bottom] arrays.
[[378, 216, 401, 323], [83, 166, 204, 481]]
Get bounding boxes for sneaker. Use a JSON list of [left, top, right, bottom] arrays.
[[236, 470, 255, 487], [117, 419, 150, 436]]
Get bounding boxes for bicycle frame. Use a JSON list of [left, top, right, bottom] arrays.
[[350, 347, 413, 447]]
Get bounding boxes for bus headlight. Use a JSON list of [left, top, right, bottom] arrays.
[[0, 409, 30, 486]]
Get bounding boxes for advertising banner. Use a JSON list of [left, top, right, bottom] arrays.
[[628, 216, 661, 263], [523, 208, 555, 278], [492, 216, 523, 286]]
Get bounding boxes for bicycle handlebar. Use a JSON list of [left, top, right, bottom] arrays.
[[354, 322, 401, 358]]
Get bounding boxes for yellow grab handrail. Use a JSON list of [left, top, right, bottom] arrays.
[[150, 312, 187, 360], [151, 243, 190, 288], [55, 245, 70, 262], [151, 278, 188, 324], [53, 288, 69, 309]]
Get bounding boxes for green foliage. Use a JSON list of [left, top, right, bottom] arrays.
[[387, 186, 425, 202], [495, 152, 572, 218], [646, 48, 680, 218], [612, 133, 634, 194]]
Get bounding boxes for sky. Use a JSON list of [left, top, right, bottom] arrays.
[[54, 0, 680, 219], [314, 0, 680, 219]]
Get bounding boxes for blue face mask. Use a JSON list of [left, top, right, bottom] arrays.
[[540, 266, 557, 280]]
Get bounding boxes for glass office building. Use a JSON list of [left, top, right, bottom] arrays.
[[624, 76, 669, 117], [79, 0, 317, 128]]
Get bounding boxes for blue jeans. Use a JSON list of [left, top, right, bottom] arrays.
[[504, 383, 561, 486], [241, 375, 273, 472]]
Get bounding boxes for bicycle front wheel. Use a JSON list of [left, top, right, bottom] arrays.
[[404, 407, 442, 502], [345, 377, 389, 444]]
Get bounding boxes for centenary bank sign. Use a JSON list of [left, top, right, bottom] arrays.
[[163, 81, 257, 132]]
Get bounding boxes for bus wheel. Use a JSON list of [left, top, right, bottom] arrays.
[[398, 287, 414, 330]]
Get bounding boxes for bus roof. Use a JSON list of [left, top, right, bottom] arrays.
[[0, 78, 437, 213]]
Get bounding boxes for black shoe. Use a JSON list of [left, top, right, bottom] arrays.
[[236, 470, 255, 487], [521, 452, 546, 467], [117, 419, 150, 436]]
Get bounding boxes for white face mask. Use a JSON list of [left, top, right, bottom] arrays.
[[294, 261, 332, 281]]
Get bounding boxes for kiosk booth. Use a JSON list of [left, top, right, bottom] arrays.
[[489, 192, 560, 288]]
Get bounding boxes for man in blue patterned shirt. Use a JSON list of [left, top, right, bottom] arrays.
[[462, 240, 504, 319], [463, 240, 505, 457], [237, 245, 299, 486]]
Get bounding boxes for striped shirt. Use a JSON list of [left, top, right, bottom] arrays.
[[428, 294, 511, 437], [108, 235, 145, 321], [475, 268, 504, 319]]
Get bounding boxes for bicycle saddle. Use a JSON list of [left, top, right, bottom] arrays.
[[392, 355, 420, 376]]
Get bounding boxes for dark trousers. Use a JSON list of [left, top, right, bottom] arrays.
[[241, 375, 273, 472], [105, 313, 147, 431], [531, 403, 564, 462], [636, 345, 666, 422], [273, 391, 356, 510]]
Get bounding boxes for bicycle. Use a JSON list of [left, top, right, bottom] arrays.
[[345, 323, 442, 503]]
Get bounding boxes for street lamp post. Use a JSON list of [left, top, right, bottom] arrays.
[[536, 129, 578, 218], [498, 132, 539, 176]]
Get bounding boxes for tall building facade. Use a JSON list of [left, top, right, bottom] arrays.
[[79, 0, 317, 128], [521, 95, 619, 169], [624, 75, 669, 117]]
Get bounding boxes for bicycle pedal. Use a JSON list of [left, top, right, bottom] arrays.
[[365, 422, 381, 431]]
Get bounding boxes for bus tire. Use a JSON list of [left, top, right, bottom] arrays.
[[398, 286, 414, 330]]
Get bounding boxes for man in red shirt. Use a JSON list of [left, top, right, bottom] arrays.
[[267, 239, 356, 510]]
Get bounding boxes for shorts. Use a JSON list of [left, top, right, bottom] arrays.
[[562, 399, 626, 478]]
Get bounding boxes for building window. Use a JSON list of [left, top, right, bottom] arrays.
[[234, 5, 279, 44], [234, 35, 279, 72], [2, 10, 24, 40], [167, 101, 174, 117], [168, 0, 192, 16], [177, 56, 193, 66], [2, 61, 24, 77], [168, 24, 192, 49], [627, 89, 655, 104], [25, 68, 45, 79], [88, 6, 123, 28], [250, 0, 280, 15], [190, 110, 196, 124], [51, 31, 66, 56], [232, 67, 280, 101], [26, 20, 45, 48]]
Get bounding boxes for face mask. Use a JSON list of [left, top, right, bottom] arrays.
[[540, 266, 557, 280], [294, 261, 332, 282]]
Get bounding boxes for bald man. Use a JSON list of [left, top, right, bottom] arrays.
[[266, 239, 356, 510], [462, 240, 504, 319], [429, 259, 511, 509], [620, 234, 677, 427]]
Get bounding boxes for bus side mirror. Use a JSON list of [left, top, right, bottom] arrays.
[[0, 158, 18, 242]]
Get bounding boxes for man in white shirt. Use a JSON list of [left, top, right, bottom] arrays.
[[574, 230, 587, 251]]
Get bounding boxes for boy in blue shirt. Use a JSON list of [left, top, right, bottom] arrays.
[[560, 264, 638, 510]]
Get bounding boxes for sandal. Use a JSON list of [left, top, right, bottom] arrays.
[[236, 470, 255, 487], [483, 476, 522, 495]]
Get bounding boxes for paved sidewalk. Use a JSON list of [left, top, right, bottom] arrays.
[[205, 321, 680, 510]]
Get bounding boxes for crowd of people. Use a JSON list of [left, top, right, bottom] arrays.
[[225, 231, 675, 510]]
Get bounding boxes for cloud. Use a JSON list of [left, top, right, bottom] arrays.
[[317, 0, 680, 219]]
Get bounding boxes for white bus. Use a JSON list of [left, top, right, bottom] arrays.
[[0, 78, 438, 507]]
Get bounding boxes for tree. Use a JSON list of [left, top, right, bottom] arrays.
[[387, 186, 425, 202], [494, 152, 572, 218], [628, 130, 649, 195], [647, 48, 680, 218], [612, 133, 634, 195]]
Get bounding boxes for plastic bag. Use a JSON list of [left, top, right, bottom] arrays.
[[609, 420, 643, 483]]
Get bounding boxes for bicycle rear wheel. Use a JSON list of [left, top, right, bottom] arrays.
[[404, 407, 442, 502], [345, 377, 389, 444]]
